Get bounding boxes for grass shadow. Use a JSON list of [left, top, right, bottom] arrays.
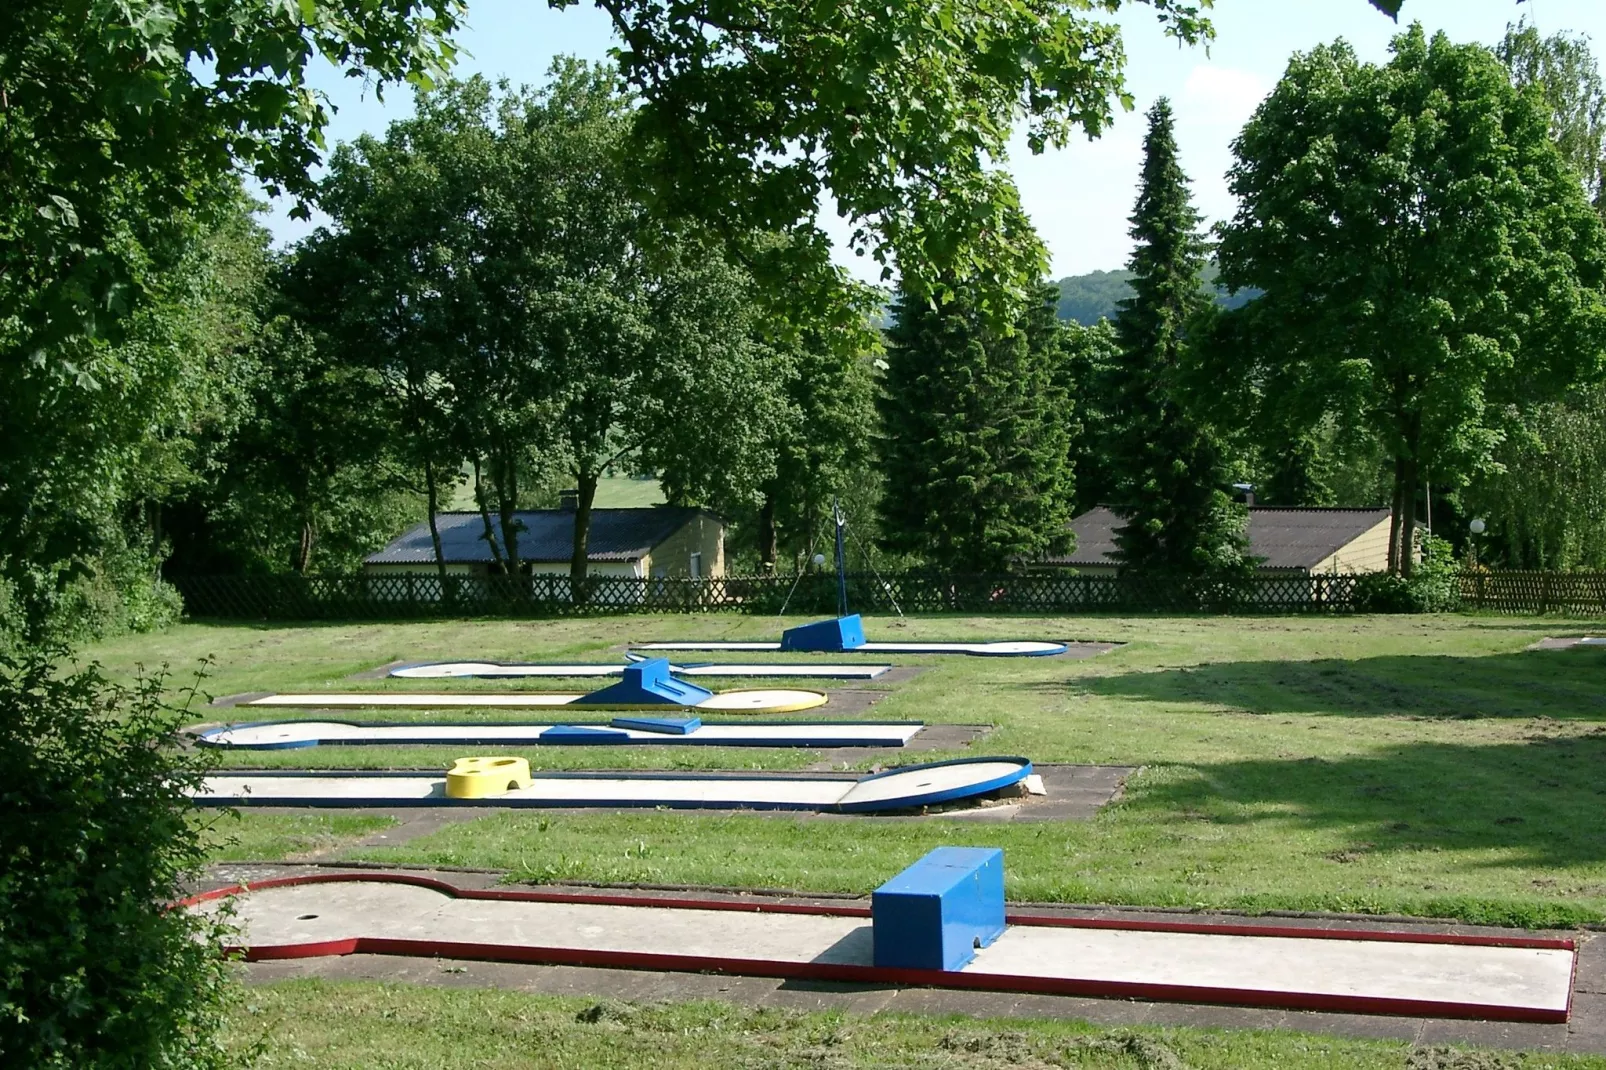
[[1068, 647, 1606, 720], [1126, 732, 1606, 874]]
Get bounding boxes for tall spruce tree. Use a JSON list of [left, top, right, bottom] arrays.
[[877, 281, 1074, 572], [1109, 98, 1250, 577]]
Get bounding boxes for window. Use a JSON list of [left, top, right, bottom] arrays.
[[689, 552, 702, 579]]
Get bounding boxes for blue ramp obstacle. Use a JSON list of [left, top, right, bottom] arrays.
[[571, 658, 714, 707], [780, 615, 866, 653], [872, 847, 1006, 971]]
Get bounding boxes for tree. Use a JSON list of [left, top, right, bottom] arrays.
[[1498, 19, 1606, 216], [0, 194, 282, 638], [1062, 319, 1123, 515], [1, 0, 463, 365], [288, 117, 483, 585], [1463, 383, 1606, 569], [1219, 26, 1606, 576], [878, 281, 1074, 572], [1108, 99, 1250, 578], [588, 0, 1212, 315], [750, 278, 881, 571], [1, 1, 463, 633], [294, 67, 789, 590]]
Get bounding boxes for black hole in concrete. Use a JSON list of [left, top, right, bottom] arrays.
[[296, 914, 319, 921]]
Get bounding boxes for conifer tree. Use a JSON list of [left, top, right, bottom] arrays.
[[1109, 98, 1251, 577], [877, 281, 1075, 572]]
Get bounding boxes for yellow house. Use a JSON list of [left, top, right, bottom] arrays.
[[1048, 506, 1403, 575], [363, 507, 725, 580]]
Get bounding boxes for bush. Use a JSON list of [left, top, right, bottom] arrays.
[[0, 650, 235, 1069], [1350, 536, 1463, 613]]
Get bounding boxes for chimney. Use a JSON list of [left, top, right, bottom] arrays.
[[558, 489, 579, 511]]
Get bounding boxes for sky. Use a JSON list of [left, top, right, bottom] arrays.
[[261, 0, 1606, 282]]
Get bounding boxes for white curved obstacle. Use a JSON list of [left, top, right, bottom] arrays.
[[195, 719, 924, 750], [191, 756, 1032, 813]]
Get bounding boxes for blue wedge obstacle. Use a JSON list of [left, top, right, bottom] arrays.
[[609, 715, 702, 734], [571, 658, 714, 707], [872, 847, 1005, 971], [780, 614, 867, 653], [538, 725, 632, 744]]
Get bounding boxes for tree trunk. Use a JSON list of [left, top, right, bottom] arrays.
[[423, 454, 447, 584], [1397, 453, 1420, 579], [1387, 455, 1405, 575], [570, 468, 599, 603], [472, 455, 507, 574], [497, 449, 521, 574], [758, 493, 778, 573], [294, 518, 316, 576]]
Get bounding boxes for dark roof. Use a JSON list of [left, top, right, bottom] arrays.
[[365, 508, 709, 565], [1049, 506, 1392, 571]]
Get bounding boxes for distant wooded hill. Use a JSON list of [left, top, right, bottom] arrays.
[[1055, 265, 1258, 325]]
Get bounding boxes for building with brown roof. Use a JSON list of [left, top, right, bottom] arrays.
[[1046, 506, 1402, 575], [363, 507, 724, 580]]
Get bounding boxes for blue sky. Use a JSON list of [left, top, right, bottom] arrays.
[[263, 0, 1606, 281]]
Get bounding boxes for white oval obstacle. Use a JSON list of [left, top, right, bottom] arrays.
[[190, 756, 1032, 813]]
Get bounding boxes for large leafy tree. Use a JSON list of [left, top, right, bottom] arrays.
[[1108, 99, 1249, 578], [296, 67, 788, 588], [878, 281, 1074, 572], [2, 0, 463, 630], [1, 0, 463, 362], [1219, 26, 1606, 576], [288, 135, 468, 583]]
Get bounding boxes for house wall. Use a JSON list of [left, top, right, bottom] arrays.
[[1309, 516, 1410, 574], [648, 513, 725, 578]]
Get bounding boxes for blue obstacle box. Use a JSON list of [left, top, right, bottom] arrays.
[[571, 658, 713, 707], [780, 614, 866, 653], [872, 846, 1005, 971]]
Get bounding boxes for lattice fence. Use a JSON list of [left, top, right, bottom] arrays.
[[1458, 571, 1606, 615], [172, 570, 1381, 620]]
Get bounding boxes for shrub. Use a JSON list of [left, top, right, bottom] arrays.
[[0, 650, 234, 1069], [1350, 536, 1464, 613]]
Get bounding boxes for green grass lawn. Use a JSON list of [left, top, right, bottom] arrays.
[[226, 982, 1604, 1068], [89, 613, 1606, 925]]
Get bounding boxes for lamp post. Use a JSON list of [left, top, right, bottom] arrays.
[[1468, 517, 1486, 568]]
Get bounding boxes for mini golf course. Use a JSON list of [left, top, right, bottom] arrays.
[[191, 756, 1036, 813], [635, 614, 1071, 657], [195, 717, 926, 750], [389, 659, 892, 679]]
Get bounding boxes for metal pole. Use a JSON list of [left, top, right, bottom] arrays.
[[834, 497, 848, 618]]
